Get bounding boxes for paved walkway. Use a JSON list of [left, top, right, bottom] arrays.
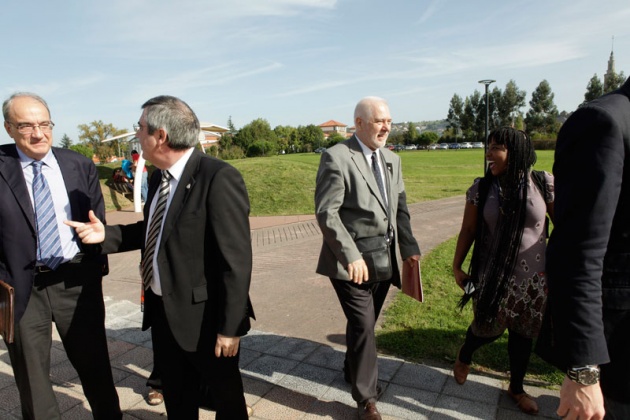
[[0, 197, 561, 419]]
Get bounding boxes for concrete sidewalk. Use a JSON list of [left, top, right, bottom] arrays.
[[0, 197, 561, 419]]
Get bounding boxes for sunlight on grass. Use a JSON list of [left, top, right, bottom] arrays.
[[231, 150, 554, 216], [99, 150, 554, 215]]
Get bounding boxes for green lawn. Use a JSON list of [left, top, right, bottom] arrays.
[[100, 149, 554, 214], [230, 149, 554, 216]]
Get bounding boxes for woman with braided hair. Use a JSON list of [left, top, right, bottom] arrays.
[[452, 127, 554, 415]]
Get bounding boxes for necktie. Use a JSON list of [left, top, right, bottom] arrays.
[[371, 152, 387, 205], [141, 171, 172, 290], [32, 161, 64, 270]]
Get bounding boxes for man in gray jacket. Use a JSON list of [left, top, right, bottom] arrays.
[[315, 96, 421, 420]]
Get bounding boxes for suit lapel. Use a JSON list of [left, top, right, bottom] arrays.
[[159, 150, 200, 246], [54, 149, 81, 221], [0, 145, 37, 231], [348, 136, 388, 213], [380, 152, 394, 208]]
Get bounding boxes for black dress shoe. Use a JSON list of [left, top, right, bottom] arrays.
[[357, 402, 382, 420]]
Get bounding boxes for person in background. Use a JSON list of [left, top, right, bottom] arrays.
[[315, 96, 421, 420], [452, 127, 554, 415], [112, 167, 134, 193], [66, 95, 254, 419], [121, 157, 134, 180], [0, 92, 121, 419], [537, 77, 630, 419], [131, 149, 148, 202]]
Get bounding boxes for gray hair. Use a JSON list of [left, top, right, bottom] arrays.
[[141, 95, 200, 150], [354, 96, 388, 121], [3, 92, 51, 121]]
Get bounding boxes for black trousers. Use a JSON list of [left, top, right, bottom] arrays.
[[5, 266, 121, 420], [330, 278, 391, 404], [459, 326, 533, 394], [146, 289, 248, 420]]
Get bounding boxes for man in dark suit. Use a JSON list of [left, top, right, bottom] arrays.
[[0, 92, 121, 419], [67, 95, 254, 419], [315, 96, 421, 420], [538, 78, 630, 419]]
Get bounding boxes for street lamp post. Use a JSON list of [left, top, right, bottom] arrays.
[[478, 79, 495, 174]]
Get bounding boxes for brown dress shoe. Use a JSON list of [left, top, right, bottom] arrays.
[[147, 388, 164, 406], [507, 387, 539, 415], [453, 348, 470, 385], [357, 401, 382, 420]]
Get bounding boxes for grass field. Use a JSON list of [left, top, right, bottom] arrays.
[[229, 149, 554, 216], [100, 149, 555, 214]]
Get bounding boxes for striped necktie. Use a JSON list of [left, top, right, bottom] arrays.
[[32, 161, 64, 270], [141, 171, 172, 290]]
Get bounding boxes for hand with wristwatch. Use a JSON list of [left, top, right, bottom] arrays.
[[567, 365, 600, 386]]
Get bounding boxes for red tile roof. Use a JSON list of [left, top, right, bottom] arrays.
[[319, 120, 347, 127]]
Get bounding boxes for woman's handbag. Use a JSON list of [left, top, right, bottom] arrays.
[[355, 235, 392, 282]]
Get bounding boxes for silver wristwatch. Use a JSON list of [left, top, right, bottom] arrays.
[[567, 365, 600, 385]]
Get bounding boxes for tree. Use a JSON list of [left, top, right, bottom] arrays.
[[219, 115, 238, 151], [77, 120, 126, 161], [227, 115, 237, 133], [417, 131, 438, 146], [233, 118, 278, 156], [446, 94, 464, 139], [487, 86, 501, 130], [404, 122, 418, 145], [496, 80, 526, 127], [525, 80, 559, 137], [461, 90, 484, 141], [60, 134, 73, 149], [248, 140, 277, 157], [460, 96, 474, 140], [583, 74, 603, 104], [297, 125, 324, 152], [69, 143, 93, 159], [326, 132, 346, 148], [274, 125, 297, 153], [604, 70, 626, 93]]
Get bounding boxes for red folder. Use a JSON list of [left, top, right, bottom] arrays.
[[402, 260, 423, 303], [0, 280, 15, 343]]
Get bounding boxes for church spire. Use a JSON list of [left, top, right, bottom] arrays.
[[604, 36, 615, 89]]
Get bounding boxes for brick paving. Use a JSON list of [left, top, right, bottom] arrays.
[[0, 197, 561, 419]]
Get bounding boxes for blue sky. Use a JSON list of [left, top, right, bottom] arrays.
[[2, 0, 629, 146]]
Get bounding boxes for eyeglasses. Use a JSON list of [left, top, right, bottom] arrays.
[[7, 121, 55, 134], [133, 123, 142, 132]]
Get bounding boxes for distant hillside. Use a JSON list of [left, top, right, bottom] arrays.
[[391, 120, 448, 135]]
